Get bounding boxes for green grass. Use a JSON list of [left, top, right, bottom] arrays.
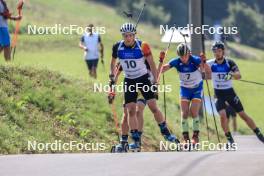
[[1, 0, 263, 154], [228, 42, 264, 61], [0, 65, 113, 154]]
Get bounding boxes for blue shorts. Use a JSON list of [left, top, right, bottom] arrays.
[[180, 82, 203, 101], [0, 27, 10, 47]]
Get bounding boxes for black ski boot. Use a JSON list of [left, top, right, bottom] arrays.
[[254, 128, 264, 143]]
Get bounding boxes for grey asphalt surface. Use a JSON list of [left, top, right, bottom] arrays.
[[0, 135, 263, 176]]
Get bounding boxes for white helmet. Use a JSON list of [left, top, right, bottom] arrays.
[[177, 43, 190, 56], [120, 23, 136, 34]]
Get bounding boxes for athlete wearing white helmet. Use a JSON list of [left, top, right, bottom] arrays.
[[160, 43, 211, 146], [120, 22, 137, 34], [109, 22, 180, 152]]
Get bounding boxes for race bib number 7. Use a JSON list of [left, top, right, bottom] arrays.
[[180, 73, 191, 81]]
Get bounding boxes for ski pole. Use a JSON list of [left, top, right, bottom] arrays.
[[162, 75, 167, 120], [202, 92, 210, 141], [157, 26, 176, 83], [122, 3, 146, 29], [199, 53, 220, 143], [11, 0, 24, 60], [108, 64, 121, 140], [157, 26, 176, 120], [135, 3, 146, 29], [204, 79, 220, 143], [238, 79, 264, 86], [199, 53, 211, 142]]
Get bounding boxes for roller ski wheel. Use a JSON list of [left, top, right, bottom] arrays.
[[129, 142, 141, 152], [111, 142, 128, 153]]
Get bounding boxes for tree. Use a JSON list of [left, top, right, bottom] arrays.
[[223, 2, 264, 49]]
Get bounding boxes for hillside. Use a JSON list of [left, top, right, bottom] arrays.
[[0, 0, 263, 154], [0, 65, 112, 154]]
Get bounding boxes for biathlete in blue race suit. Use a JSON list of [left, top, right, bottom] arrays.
[[159, 43, 211, 145]]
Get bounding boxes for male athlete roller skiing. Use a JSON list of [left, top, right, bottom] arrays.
[[109, 22, 180, 152], [159, 43, 211, 146], [207, 41, 264, 144], [112, 60, 155, 152]]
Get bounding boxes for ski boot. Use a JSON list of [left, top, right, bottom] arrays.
[[159, 122, 180, 143], [225, 132, 235, 150], [164, 134, 180, 144], [254, 128, 264, 143], [159, 122, 180, 151], [129, 130, 141, 152], [191, 131, 200, 150], [182, 132, 191, 151]]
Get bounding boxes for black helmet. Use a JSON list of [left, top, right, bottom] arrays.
[[211, 41, 225, 51], [177, 43, 190, 56], [120, 23, 136, 34]]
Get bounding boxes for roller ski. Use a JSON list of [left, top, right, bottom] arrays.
[[129, 142, 141, 152], [111, 141, 129, 153]]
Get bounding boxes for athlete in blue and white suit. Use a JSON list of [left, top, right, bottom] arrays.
[[161, 43, 211, 145], [207, 41, 264, 144], [109, 23, 180, 152]]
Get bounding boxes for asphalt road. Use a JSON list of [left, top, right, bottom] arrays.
[[0, 135, 263, 176]]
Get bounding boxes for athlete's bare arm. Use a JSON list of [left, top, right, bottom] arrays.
[[145, 54, 157, 83], [110, 57, 117, 76], [100, 43, 104, 59], [113, 63, 122, 83], [199, 53, 212, 80], [79, 41, 86, 51], [142, 42, 157, 83], [9, 15, 22, 21], [230, 71, 241, 80], [115, 70, 122, 83], [200, 63, 212, 80], [157, 61, 163, 75], [161, 64, 171, 73], [229, 60, 241, 80], [99, 37, 104, 59]]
